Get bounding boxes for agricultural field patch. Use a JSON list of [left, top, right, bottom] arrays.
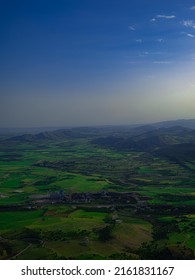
[[0, 126, 195, 259]]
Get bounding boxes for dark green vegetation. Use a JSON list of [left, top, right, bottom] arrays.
[[0, 121, 195, 259]]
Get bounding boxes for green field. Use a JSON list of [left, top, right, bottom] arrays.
[[0, 127, 195, 259]]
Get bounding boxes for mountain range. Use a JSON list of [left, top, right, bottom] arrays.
[[2, 118, 195, 163]]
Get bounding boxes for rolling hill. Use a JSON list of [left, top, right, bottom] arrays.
[[91, 126, 195, 152]]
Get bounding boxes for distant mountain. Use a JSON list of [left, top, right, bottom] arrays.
[[4, 119, 195, 144], [152, 119, 195, 129], [92, 126, 195, 152], [6, 129, 85, 142], [0, 126, 67, 136], [131, 126, 194, 143], [9, 133, 36, 142], [91, 136, 137, 151]]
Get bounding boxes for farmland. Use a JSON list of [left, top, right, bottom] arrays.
[[0, 123, 195, 259]]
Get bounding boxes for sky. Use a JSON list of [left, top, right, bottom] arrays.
[[1, 0, 195, 127]]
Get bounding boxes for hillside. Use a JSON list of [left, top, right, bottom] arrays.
[[154, 143, 195, 161], [153, 119, 195, 129], [91, 126, 195, 153], [4, 119, 195, 145], [6, 129, 85, 142]]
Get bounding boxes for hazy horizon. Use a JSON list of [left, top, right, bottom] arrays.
[[1, 0, 195, 128], [1, 118, 195, 131]]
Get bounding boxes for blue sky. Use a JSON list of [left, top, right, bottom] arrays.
[[1, 0, 195, 127]]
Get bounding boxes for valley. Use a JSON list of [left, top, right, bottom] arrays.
[[0, 120, 195, 259]]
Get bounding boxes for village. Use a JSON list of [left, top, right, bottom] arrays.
[[29, 190, 151, 212]]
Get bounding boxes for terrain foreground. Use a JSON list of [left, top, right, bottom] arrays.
[[0, 122, 195, 259]]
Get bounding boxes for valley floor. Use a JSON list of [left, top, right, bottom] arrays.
[[0, 126, 195, 259]]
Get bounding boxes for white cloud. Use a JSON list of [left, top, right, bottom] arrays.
[[135, 39, 142, 43], [151, 15, 175, 22], [181, 31, 195, 38], [153, 61, 173, 64], [190, 6, 195, 10], [187, 33, 194, 38], [139, 51, 164, 57], [139, 51, 149, 57], [156, 14, 176, 19], [128, 25, 135, 31], [182, 20, 195, 28], [156, 38, 164, 43]]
